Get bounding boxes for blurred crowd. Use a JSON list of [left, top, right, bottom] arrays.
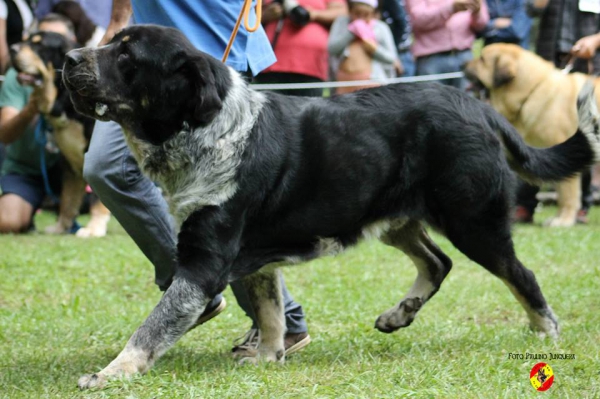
[[1, 0, 600, 226], [257, 0, 600, 94], [0, 0, 589, 96]]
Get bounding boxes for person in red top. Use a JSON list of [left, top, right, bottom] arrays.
[[256, 0, 347, 96]]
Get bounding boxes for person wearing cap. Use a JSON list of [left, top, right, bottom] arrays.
[[406, 0, 489, 90], [328, 0, 398, 94]]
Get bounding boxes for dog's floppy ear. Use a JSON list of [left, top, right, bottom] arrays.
[[493, 53, 517, 87], [185, 55, 227, 127]]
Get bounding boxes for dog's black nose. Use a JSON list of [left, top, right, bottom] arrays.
[[65, 50, 84, 67]]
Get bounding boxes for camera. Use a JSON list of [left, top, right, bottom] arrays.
[[275, 0, 310, 27]]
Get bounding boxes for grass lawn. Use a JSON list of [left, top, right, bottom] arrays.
[[0, 206, 599, 398]]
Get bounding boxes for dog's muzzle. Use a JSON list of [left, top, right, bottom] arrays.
[[65, 49, 84, 68], [63, 48, 97, 97]]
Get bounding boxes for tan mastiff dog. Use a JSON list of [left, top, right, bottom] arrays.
[[464, 43, 599, 227], [12, 31, 111, 237]]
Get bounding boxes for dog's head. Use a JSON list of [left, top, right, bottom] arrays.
[[62, 24, 232, 145], [463, 43, 522, 91], [11, 31, 75, 87]]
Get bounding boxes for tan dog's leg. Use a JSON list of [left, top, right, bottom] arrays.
[[546, 175, 581, 227], [76, 199, 110, 238], [52, 121, 112, 237], [47, 118, 95, 235], [46, 167, 85, 234]]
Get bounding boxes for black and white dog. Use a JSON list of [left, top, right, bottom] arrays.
[[63, 25, 600, 389]]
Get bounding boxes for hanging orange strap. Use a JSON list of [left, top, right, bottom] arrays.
[[222, 0, 263, 63]]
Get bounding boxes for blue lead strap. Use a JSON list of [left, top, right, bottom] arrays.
[[34, 116, 59, 203], [34, 116, 81, 234]]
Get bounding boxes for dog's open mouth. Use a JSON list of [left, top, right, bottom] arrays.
[[11, 54, 45, 86], [16, 71, 43, 86], [464, 74, 489, 101]]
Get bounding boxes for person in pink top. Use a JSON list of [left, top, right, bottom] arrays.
[[256, 0, 347, 96], [406, 0, 489, 89]]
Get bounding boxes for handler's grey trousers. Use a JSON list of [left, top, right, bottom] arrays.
[[83, 120, 307, 334]]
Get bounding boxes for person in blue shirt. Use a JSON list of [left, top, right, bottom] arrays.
[[83, 0, 310, 358], [480, 0, 532, 48]]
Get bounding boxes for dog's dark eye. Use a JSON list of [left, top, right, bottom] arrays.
[[118, 53, 130, 63]]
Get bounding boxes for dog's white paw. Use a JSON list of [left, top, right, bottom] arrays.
[[45, 223, 68, 234], [78, 373, 108, 390], [544, 217, 576, 227], [238, 356, 259, 365], [528, 308, 560, 339], [76, 226, 107, 238], [238, 349, 285, 365]]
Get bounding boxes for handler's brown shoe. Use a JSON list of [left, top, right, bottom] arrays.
[[231, 329, 311, 358], [577, 209, 589, 224], [284, 332, 311, 355], [190, 298, 227, 330], [513, 205, 533, 223]]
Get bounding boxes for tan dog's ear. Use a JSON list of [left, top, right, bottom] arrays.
[[493, 53, 517, 87]]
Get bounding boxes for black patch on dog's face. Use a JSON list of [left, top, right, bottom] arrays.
[[62, 25, 231, 145]]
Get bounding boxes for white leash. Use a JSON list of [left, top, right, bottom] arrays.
[[0, 71, 463, 88], [250, 72, 465, 91]]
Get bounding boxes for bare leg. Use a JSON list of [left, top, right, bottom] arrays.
[[0, 193, 34, 233]]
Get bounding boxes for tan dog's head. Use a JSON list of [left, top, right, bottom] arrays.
[[11, 32, 75, 86], [10, 31, 76, 113], [463, 43, 524, 90]]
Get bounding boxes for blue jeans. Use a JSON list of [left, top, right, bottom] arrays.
[[84, 120, 307, 334], [398, 50, 416, 77], [416, 49, 472, 90]]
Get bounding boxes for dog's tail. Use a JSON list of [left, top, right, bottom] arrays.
[[488, 80, 600, 184]]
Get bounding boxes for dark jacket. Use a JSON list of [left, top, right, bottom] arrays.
[[531, 0, 600, 71], [381, 0, 412, 52]]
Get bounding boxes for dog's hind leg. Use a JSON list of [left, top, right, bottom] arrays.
[[444, 215, 559, 338], [375, 220, 453, 333], [238, 268, 286, 364]]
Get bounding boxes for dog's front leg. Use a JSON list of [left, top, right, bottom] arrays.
[[78, 277, 210, 389], [239, 268, 285, 364], [78, 206, 239, 389]]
